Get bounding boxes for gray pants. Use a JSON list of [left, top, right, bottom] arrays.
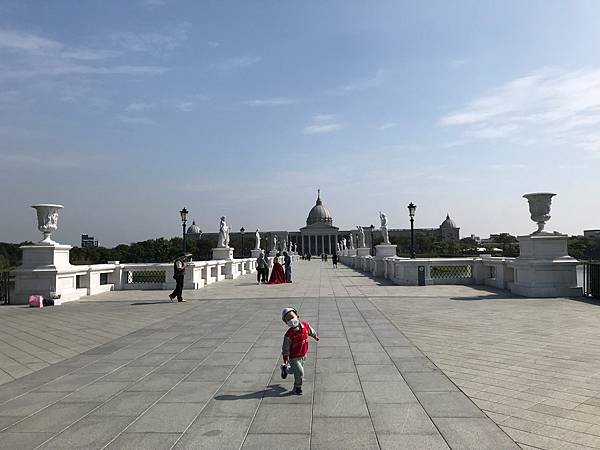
[[288, 357, 305, 387]]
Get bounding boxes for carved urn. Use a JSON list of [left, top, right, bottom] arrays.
[[523, 193, 556, 235], [31, 204, 63, 244]]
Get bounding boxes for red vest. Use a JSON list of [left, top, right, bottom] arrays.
[[285, 321, 310, 358]]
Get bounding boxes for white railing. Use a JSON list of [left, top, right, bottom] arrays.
[[338, 253, 515, 288]]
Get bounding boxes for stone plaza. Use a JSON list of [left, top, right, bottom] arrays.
[[1, 260, 600, 449]]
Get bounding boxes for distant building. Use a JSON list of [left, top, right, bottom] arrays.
[[584, 229, 600, 237], [81, 234, 98, 247], [186, 221, 203, 241]]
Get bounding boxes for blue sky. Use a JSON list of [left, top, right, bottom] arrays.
[[1, 0, 600, 246]]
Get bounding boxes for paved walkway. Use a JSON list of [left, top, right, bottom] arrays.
[[0, 260, 540, 449]]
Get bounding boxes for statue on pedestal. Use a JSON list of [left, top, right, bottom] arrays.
[[342, 238, 347, 250], [255, 229, 261, 250], [272, 234, 278, 252], [379, 211, 390, 244], [336, 242, 340, 253], [349, 234, 354, 250], [217, 216, 230, 248], [357, 226, 365, 248]]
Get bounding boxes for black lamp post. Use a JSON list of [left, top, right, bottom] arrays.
[[408, 202, 417, 259], [179, 207, 188, 252], [369, 224, 375, 256], [240, 227, 245, 258]]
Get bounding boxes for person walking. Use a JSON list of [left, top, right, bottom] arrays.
[[283, 251, 292, 283], [169, 252, 190, 302], [332, 253, 338, 268], [256, 252, 268, 284]]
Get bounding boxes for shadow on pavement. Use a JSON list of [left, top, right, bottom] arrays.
[[214, 384, 292, 400]]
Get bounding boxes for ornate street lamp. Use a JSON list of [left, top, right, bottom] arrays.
[[240, 227, 245, 258], [369, 224, 375, 256], [180, 207, 188, 252], [408, 202, 417, 259]]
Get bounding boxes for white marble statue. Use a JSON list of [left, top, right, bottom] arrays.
[[336, 242, 340, 253], [272, 234, 278, 252], [357, 226, 365, 248], [342, 238, 347, 250], [32, 204, 63, 244], [283, 240, 287, 252], [217, 216, 230, 248], [254, 228, 261, 250], [379, 211, 390, 244], [349, 234, 354, 250]]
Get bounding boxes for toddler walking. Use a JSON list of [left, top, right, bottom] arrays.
[[280, 307, 319, 395]]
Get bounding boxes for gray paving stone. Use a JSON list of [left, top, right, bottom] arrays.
[[433, 417, 520, 449], [316, 358, 356, 373], [161, 381, 222, 403], [62, 381, 129, 403], [352, 351, 392, 364], [186, 365, 235, 381], [378, 433, 451, 450], [201, 396, 261, 417], [93, 391, 163, 416], [393, 356, 439, 373], [242, 433, 310, 450], [102, 366, 154, 381], [362, 381, 418, 404], [416, 392, 486, 418], [154, 359, 201, 374], [0, 432, 54, 450], [250, 403, 311, 434], [311, 417, 379, 450], [105, 432, 180, 450], [0, 415, 24, 430], [127, 373, 182, 392], [402, 371, 459, 392], [221, 372, 272, 390], [369, 403, 438, 434], [0, 392, 66, 416], [174, 416, 252, 449], [356, 364, 404, 381], [9, 402, 99, 432], [315, 372, 362, 391], [37, 415, 134, 449], [128, 402, 202, 432], [34, 373, 101, 392], [314, 391, 369, 417]]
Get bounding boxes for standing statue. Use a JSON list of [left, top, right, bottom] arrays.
[[349, 234, 355, 250], [342, 238, 347, 250], [357, 226, 365, 248], [336, 242, 340, 253], [379, 211, 390, 244], [217, 216, 230, 248], [283, 240, 288, 252], [255, 228, 261, 250], [272, 234, 278, 252]]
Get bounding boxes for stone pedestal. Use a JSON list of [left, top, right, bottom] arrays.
[[347, 249, 357, 256], [268, 249, 278, 257], [356, 247, 371, 257], [375, 244, 397, 258], [510, 234, 581, 297], [250, 249, 263, 259], [212, 247, 234, 260], [13, 244, 85, 305]]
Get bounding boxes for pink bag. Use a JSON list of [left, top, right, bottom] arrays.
[[28, 295, 44, 308]]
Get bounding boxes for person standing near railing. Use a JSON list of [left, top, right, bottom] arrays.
[[169, 252, 190, 302]]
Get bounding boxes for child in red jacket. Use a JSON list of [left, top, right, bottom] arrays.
[[281, 307, 319, 395]]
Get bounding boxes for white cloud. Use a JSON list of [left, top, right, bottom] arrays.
[[330, 69, 386, 96], [489, 164, 528, 170], [449, 59, 467, 69], [378, 122, 397, 130], [303, 123, 343, 134], [138, 0, 166, 8], [208, 41, 220, 48], [0, 29, 61, 52], [212, 55, 261, 73], [117, 115, 155, 125], [439, 67, 600, 157], [176, 101, 194, 112], [313, 114, 334, 122], [242, 97, 296, 107], [109, 22, 190, 54], [125, 102, 156, 112]]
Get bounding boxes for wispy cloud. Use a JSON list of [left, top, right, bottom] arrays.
[[109, 22, 190, 54], [449, 59, 467, 69], [329, 69, 386, 96], [302, 114, 344, 134], [242, 97, 297, 107], [207, 41, 220, 48], [138, 0, 166, 8], [439, 67, 600, 157], [212, 55, 261, 73], [378, 122, 397, 130], [117, 115, 155, 125], [0, 150, 82, 169], [176, 101, 194, 112], [124, 102, 156, 112]]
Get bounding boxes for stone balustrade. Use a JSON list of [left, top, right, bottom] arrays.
[[339, 253, 516, 290]]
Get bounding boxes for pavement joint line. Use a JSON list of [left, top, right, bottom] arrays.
[[334, 296, 382, 450], [307, 262, 321, 450], [103, 305, 277, 450]]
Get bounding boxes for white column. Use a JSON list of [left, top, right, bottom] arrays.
[[308, 235, 312, 255], [328, 235, 331, 254], [321, 235, 324, 254]]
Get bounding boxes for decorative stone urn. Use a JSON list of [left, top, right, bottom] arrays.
[[523, 193, 556, 235], [31, 204, 63, 245]]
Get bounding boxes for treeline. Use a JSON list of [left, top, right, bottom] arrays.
[[1, 234, 599, 269]]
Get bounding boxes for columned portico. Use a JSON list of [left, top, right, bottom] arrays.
[[299, 190, 339, 256]]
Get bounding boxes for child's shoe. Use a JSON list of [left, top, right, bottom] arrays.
[[294, 386, 303, 395], [280, 364, 288, 379]]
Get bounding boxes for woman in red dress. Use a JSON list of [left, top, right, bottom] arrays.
[[268, 256, 287, 284]]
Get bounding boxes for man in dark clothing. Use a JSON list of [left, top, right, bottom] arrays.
[[256, 253, 268, 284], [332, 253, 338, 268], [169, 252, 190, 302], [283, 251, 292, 283]]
